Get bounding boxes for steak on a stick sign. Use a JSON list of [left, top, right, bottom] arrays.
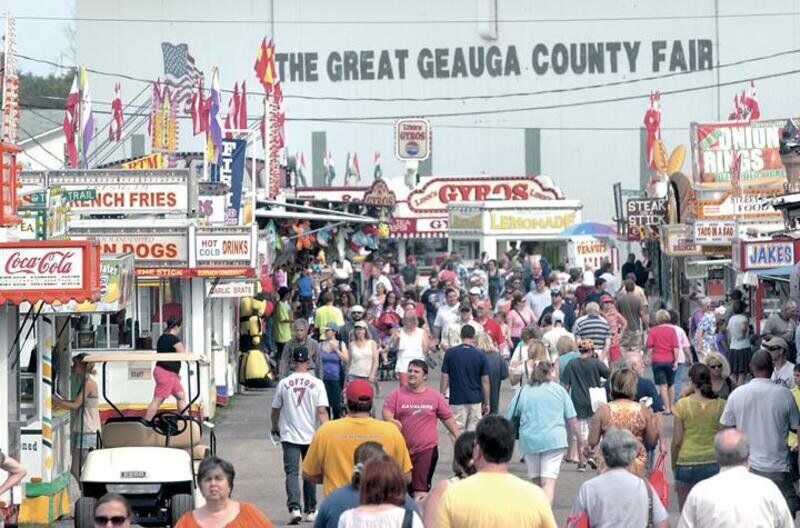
[[626, 198, 666, 241], [691, 119, 790, 188]]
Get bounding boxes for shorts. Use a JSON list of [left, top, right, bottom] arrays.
[[674, 462, 719, 485], [577, 418, 592, 442], [524, 449, 566, 479], [153, 365, 186, 399], [620, 330, 642, 353], [451, 403, 483, 432], [729, 347, 753, 375], [409, 446, 439, 492], [652, 362, 675, 387], [71, 432, 98, 450]]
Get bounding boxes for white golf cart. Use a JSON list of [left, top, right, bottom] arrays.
[[73, 352, 216, 527]]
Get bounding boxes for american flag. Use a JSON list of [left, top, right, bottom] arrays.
[[161, 42, 204, 113]]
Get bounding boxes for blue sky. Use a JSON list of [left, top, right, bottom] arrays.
[[3, 0, 74, 75]]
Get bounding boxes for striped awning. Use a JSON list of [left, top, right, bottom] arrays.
[[392, 231, 447, 239]]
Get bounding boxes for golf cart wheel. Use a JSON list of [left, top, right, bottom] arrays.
[[171, 493, 194, 525], [75, 496, 97, 528]]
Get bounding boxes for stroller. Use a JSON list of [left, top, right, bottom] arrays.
[[378, 339, 398, 381]]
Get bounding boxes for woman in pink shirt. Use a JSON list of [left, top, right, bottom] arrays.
[[508, 294, 534, 349], [645, 309, 680, 414]]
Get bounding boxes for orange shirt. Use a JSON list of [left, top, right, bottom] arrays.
[[174, 502, 273, 528]]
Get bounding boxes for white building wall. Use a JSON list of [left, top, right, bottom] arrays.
[[73, 0, 800, 222]]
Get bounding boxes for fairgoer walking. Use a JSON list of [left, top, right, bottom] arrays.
[[271, 347, 329, 524]]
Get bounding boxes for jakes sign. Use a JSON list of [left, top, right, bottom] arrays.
[[739, 240, 796, 271], [691, 119, 791, 188], [407, 176, 563, 213], [626, 198, 666, 241]]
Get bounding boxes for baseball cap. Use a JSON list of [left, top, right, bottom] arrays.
[[350, 305, 365, 313], [439, 269, 457, 284], [469, 286, 482, 295], [325, 322, 339, 331], [550, 288, 562, 297], [600, 294, 614, 303], [291, 346, 310, 363], [345, 379, 374, 403], [552, 310, 565, 324], [354, 321, 368, 329], [762, 335, 788, 351]]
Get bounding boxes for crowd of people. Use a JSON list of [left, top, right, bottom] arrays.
[[91, 244, 800, 527]]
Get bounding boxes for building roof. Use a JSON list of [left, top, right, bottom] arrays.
[[19, 109, 63, 141]]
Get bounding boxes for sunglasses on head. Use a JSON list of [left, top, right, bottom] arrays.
[[708, 364, 722, 369], [94, 516, 127, 526], [766, 345, 784, 352]]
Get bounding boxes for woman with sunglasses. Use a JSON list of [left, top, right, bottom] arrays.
[[700, 352, 733, 399], [93, 493, 132, 528], [671, 364, 725, 511]]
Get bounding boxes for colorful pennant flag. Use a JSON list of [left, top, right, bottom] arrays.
[[205, 67, 224, 166], [190, 79, 206, 136], [254, 38, 278, 94], [643, 91, 661, 169], [239, 81, 248, 129], [108, 83, 123, 142], [296, 151, 308, 186], [78, 66, 94, 165], [63, 74, 79, 168], [224, 81, 240, 138], [373, 151, 382, 179]]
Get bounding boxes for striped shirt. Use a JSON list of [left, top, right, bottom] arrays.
[[573, 315, 611, 349]]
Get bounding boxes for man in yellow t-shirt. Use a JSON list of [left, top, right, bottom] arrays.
[[302, 379, 412, 495], [438, 415, 557, 528], [314, 292, 344, 339]]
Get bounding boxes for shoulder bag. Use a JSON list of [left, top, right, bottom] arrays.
[[514, 308, 531, 327], [402, 507, 413, 528], [510, 384, 525, 439]]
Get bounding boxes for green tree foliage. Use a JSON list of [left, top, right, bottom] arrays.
[[19, 71, 75, 109]]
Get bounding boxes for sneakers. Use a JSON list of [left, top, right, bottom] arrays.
[[288, 508, 302, 525], [303, 511, 318, 522], [587, 456, 598, 470], [577, 463, 587, 472]]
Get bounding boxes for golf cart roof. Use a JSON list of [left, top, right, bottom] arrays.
[[82, 352, 202, 363]]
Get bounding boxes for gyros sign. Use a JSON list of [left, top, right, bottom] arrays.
[[0, 248, 83, 289], [407, 176, 563, 213]]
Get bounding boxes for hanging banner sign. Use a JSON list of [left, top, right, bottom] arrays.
[[407, 175, 564, 213], [206, 279, 256, 298], [215, 139, 247, 225], [121, 153, 165, 170], [691, 119, 791, 188], [625, 198, 666, 241], [661, 224, 702, 256], [693, 220, 736, 245], [69, 231, 189, 265], [395, 118, 431, 161], [195, 231, 253, 264], [695, 188, 783, 220]]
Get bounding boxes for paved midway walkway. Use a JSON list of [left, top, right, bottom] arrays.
[[57, 368, 680, 527]]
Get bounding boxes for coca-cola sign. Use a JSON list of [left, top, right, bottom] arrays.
[[0, 247, 83, 289]]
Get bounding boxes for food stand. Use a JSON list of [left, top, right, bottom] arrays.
[[731, 237, 798, 333], [0, 240, 101, 526]]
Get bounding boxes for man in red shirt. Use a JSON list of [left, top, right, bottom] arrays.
[[476, 300, 504, 351], [383, 359, 460, 500]]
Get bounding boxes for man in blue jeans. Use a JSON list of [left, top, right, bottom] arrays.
[[271, 347, 330, 524]]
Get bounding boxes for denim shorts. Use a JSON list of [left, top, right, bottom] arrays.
[[674, 462, 719, 485], [652, 362, 675, 387]]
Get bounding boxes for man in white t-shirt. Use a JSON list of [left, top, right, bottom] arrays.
[[433, 287, 461, 344], [272, 347, 330, 524]]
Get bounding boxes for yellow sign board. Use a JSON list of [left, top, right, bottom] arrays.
[[489, 211, 576, 232], [121, 153, 165, 170]]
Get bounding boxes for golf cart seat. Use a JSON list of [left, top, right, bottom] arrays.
[[102, 417, 165, 448], [164, 419, 211, 460]]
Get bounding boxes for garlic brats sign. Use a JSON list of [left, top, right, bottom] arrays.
[[691, 119, 791, 188]]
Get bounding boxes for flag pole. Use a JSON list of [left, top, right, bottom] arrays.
[[77, 66, 84, 169]]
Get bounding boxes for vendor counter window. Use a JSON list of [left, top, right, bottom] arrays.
[[137, 277, 184, 350], [452, 240, 480, 262], [407, 239, 448, 267]]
